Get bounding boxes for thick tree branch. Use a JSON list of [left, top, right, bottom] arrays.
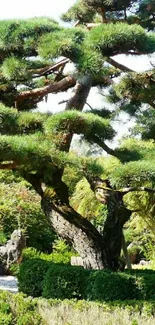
[[92, 75, 114, 86], [84, 20, 127, 30], [21, 171, 43, 196], [107, 57, 134, 72], [149, 101, 155, 109], [42, 185, 114, 270], [0, 162, 17, 169], [120, 187, 155, 195], [85, 23, 102, 29], [92, 136, 119, 158], [35, 58, 70, 78], [15, 75, 76, 104]]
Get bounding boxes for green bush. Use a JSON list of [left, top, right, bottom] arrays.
[[1, 291, 155, 325], [136, 274, 155, 300], [18, 251, 155, 301], [125, 269, 155, 300], [43, 264, 89, 300], [0, 293, 13, 325], [87, 270, 141, 301], [9, 263, 20, 276], [18, 246, 75, 298], [18, 259, 50, 297], [22, 247, 41, 260], [0, 313, 13, 325], [0, 180, 55, 253], [0, 291, 44, 325]]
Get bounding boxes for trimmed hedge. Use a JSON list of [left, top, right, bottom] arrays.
[[18, 257, 155, 301], [86, 270, 141, 301], [18, 259, 50, 297], [42, 264, 89, 300]]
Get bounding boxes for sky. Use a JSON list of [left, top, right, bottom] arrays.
[[0, 0, 76, 20]]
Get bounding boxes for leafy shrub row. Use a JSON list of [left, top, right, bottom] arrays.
[[38, 299, 155, 325], [1, 291, 155, 325], [18, 256, 155, 301]]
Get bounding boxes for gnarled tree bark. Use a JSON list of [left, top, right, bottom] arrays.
[[85, 176, 133, 269], [41, 181, 116, 270]]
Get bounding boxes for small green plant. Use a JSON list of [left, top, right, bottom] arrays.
[[9, 263, 20, 276], [0, 313, 13, 325], [0, 230, 7, 245]]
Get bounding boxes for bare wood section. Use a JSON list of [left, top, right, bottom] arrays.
[[15, 76, 76, 103], [107, 57, 134, 72]]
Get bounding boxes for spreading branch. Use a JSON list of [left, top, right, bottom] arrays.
[[92, 136, 119, 157], [36, 58, 70, 78], [15, 75, 76, 104], [107, 57, 134, 72], [149, 101, 155, 109], [0, 162, 17, 170], [120, 187, 155, 195]]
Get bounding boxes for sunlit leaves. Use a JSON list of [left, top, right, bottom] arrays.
[[0, 104, 44, 135], [108, 71, 155, 110], [71, 178, 103, 220], [1, 56, 32, 81], [44, 110, 115, 146], [61, 0, 95, 23], [0, 18, 58, 56], [133, 108, 155, 140], [38, 28, 84, 61], [86, 23, 155, 55], [109, 139, 155, 186]]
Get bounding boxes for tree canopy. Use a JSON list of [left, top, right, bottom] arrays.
[[0, 0, 155, 270]]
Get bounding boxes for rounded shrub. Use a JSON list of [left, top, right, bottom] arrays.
[[18, 258, 50, 297], [86, 270, 141, 301], [42, 264, 89, 300]]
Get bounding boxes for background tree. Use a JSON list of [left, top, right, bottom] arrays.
[[0, 0, 155, 270]]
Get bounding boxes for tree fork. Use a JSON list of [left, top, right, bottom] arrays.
[[65, 75, 92, 111], [85, 175, 132, 268]]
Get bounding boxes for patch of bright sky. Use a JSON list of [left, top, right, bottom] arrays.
[[0, 0, 76, 20]]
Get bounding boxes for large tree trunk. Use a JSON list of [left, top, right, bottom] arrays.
[[86, 176, 132, 269], [41, 182, 119, 270]]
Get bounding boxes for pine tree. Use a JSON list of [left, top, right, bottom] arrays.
[[0, 2, 155, 270]]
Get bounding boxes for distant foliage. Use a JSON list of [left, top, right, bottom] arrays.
[[0, 179, 55, 252]]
